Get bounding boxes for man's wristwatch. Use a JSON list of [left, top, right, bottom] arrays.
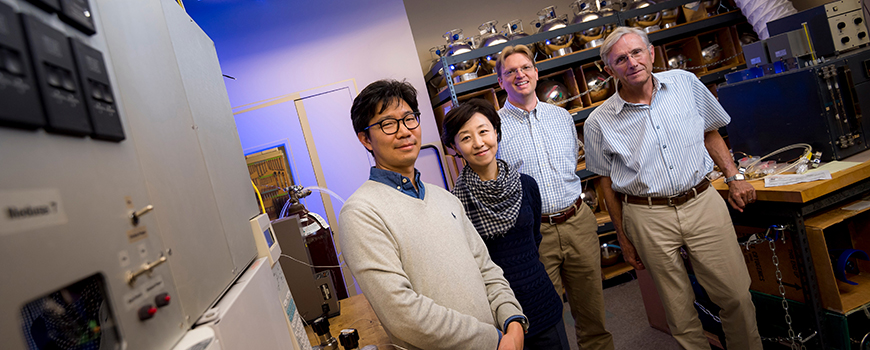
[[724, 167, 746, 184], [724, 173, 745, 184]]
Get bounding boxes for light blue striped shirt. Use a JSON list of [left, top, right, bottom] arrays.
[[584, 70, 730, 197], [497, 100, 583, 214]]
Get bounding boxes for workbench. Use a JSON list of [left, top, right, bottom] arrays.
[[711, 153, 870, 349], [303, 294, 391, 349]]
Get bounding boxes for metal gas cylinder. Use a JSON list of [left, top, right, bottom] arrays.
[[477, 20, 509, 73], [570, 0, 605, 49], [661, 6, 680, 28], [532, 6, 574, 59], [585, 69, 614, 103], [625, 0, 662, 32], [503, 19, 530, 41], [443, 29, 480, 83], [701, 42, 722, 65], [667, 52, 688, 70], [536, 79, 570, 105]]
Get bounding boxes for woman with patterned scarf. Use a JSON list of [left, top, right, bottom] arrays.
[[441, 99, 570, 349]]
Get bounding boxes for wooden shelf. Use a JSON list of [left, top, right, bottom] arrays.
[[598, 230, 616, 238], [594, 210, 612, 226], [602, 261, 634, 280]]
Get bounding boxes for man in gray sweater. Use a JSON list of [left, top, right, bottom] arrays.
[[339, 79, 528, 350]]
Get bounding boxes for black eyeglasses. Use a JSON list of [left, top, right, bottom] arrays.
[[364, 112, 421, 135]]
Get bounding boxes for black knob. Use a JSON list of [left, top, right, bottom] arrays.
[[859, 32, 867, 39], [339, 329, 360, 350], [838, 22, 846, 29], [312, 317, 331, 336], [856, 17, 864, 25], [842, 36, 851, 44]]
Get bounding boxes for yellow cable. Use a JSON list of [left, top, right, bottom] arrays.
[[803, 22, 816, 62], [252, 180, 266, 214]]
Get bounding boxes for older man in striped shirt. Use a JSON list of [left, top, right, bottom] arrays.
[[496, 44, 615, 350], [584, 27, 761, 349]]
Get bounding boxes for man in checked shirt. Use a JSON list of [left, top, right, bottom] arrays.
[[496, 44, 615, 350], [584, 27, 761, 349]]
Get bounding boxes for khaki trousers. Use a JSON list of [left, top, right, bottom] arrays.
[[540, 203, 614, 350], [622, 188, 762, 350]]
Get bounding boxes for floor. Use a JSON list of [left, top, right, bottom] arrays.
[[561, 274, 680, 350]]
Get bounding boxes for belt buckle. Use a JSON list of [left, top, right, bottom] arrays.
[[546, 213, 559, 225], [667, 195, 678, 207]]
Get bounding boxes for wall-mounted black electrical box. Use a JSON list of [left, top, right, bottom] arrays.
[[59, 0, 95, 35], [21, 13, 91, 136], [24, 0, 60, 13], [0, 2, 44, 129], [70, 39, 124, 141]]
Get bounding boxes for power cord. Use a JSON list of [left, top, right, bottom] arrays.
[[280, 253, 345, 269]]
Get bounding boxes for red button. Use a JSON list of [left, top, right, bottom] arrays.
[[138, 305, 157, 320], [155, 292, 171, 307]]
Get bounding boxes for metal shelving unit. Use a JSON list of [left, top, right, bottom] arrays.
[[426, 0, 746, 109]]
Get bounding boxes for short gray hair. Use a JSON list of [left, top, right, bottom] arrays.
[[599, 27, 651, 66]]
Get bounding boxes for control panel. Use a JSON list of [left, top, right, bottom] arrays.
[[1, 0, 124, 141], [827, 9, 869, 51]]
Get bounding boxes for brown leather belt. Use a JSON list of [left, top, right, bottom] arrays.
[[621, 178, 711, 207], [542, 195, 585, 225]]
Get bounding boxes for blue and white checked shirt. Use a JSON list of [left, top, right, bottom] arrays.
[[497, 100, 583, 214], [584, 69, 730, 197]]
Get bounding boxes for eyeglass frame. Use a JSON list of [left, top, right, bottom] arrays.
[[502, 65, 536, 79], [609, 46, 651, 67], [363, 112, 422, 135]]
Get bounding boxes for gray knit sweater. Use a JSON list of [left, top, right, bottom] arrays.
[[339, 180, 524, 350]]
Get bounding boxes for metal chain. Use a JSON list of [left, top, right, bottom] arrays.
[[693, 300, 722, 323], [768, 227, 806, 350], [552, 75, 614, 106], [552, 51, 744, 107], [653, 51, 745, 71]]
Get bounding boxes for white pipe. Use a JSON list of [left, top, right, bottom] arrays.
[[304, 186, 346, 205], [734, 0, 798, 39]]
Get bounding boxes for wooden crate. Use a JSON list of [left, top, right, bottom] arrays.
[[663, 36, 706, 76], [729, 25, 747, 65], [576, 60, 615, 107], [697, 27, 742, 74], [653, 45, 668, 73], [805, 200, 870, 314]]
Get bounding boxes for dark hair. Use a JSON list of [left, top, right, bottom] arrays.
[[350, 79, 420, 134], [440, 99, 502, 152]]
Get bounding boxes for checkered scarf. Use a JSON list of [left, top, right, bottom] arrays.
[[452, 159, 522, 239]]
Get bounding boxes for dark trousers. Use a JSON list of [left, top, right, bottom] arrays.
[[524, 317, 570, 350]]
